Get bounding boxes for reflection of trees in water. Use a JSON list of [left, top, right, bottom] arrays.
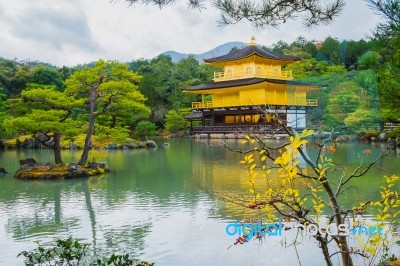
[[5, 184, 79, 240], [196, 139, 399, 221], [4, 177, 151, 259], [81, 177, 152, 259], [81, 179, 97, 257], [6, 214, 79, 240], [100, 223, 151, 258], [89, 145, 199, 209], [3, 179, 97, 249]]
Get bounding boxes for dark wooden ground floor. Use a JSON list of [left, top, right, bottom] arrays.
[[191, 124, 289, 134], [185, 106, 308, 134]]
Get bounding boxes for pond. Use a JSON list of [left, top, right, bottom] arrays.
[[0, 139, 399, 265]]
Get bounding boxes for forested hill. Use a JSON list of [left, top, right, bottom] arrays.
[[161, 41, 246, 63], [1, 34, 400, 137]]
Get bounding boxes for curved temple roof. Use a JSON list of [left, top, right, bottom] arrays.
[[184, 78, 324, 92], [203, 45, 300, 63]]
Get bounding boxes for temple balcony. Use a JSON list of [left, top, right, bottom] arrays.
[[191, 99, 317, 109], [213, 69, 293, 82]]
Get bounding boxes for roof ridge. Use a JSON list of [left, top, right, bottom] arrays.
[[204, 45, 299, 63]]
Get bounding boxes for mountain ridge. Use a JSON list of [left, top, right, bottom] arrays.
[[161, 41, 247, 63]]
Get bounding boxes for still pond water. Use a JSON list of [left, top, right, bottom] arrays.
[[0, 139, 399, 265]]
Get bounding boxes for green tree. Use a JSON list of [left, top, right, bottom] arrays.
[[283, 46, 312, 59], [165, 109, 190, 135], [98, 86, 150, 130], [285, 58, 345, 78], [344, 107, 381, 131], [134, 55, 174, 122], [357, 51, 382, 70], [269, 40, 290, 54], [132, 55, 214, 126], [341, 39, 371, 69], [170, 56, 203, 109], [65, 60, 148, 166], [366, 0, 400, 121], [318, 36, 341, 65], [175, 55, 201, 82], [29, 64, 65, 91], [198, 63, 222, 83], [59, 66, 73, 81], [94, 123, 131, 144], [324, 82, 362, 127], [0, 59, 17, 96], [134, 121, 157, 139], [323, 80, 381, 131], [128, 58, 151, 73], [3, 85, 82, 163], [366, 0, 400, 39], [9, 64, 30, 96], [0, 87, 7, 137], [291, 36, 318, 57]]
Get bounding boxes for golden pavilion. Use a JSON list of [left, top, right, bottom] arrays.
[[184, 38, 321, 134]]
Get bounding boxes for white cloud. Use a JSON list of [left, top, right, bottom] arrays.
[[9, 7, 96, 51], [0, 0, 381, 66], [0, 0, 98, 65]]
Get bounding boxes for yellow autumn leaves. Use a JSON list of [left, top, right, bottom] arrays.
[[240, 129, 315, 218]]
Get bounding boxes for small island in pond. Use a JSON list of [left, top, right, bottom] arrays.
[[14, 158, 110, 180]]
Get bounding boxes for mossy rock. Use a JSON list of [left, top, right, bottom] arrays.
[[14, 162, 110, 180]]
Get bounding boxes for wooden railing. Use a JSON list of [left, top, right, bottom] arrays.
[[192, 101, 213, 109], [306, 99, 318, 106], [191, 99, 318, 109], [384, 122, 400, 132], [192, 124, 288, 134], [213, 69, 293, 81]]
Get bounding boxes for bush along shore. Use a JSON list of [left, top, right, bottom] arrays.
[[0, 135, 158, 150], [320, 131, 400, 149]]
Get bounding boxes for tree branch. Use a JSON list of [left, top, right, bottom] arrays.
[[31, 132, 54, 148], [336, 151, 389, 196]]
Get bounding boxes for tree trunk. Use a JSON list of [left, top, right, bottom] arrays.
[[322, 176, 353, 266], [110, 115, 117, 128], [32, 132, 63, 164], [282, 122, 353, 266], [53, 132, 63, 164], [81, 180, 97, 257], [78, 88, 97, 166], [318, 237, 334, 266]]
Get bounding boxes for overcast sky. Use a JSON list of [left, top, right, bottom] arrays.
[[0, 0, 381, 66]]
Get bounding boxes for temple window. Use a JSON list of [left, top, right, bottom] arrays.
[[246, 67, 252, 75]]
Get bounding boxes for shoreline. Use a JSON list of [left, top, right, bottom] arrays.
[[0, 137, 158, 150]]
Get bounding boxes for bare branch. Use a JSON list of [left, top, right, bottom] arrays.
[[336, 151, 390, 196], [210, 141, 256, 154]]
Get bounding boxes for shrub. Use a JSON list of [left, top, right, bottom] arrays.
[[18, 237, 89, 266], [388, 127, 400, 138], [134, 121, 157, 139], [18, 237, 154, 266]]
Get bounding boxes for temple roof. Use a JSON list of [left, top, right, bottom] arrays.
[[203, 45, 299, 63], [184, 78, 323, 91]]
